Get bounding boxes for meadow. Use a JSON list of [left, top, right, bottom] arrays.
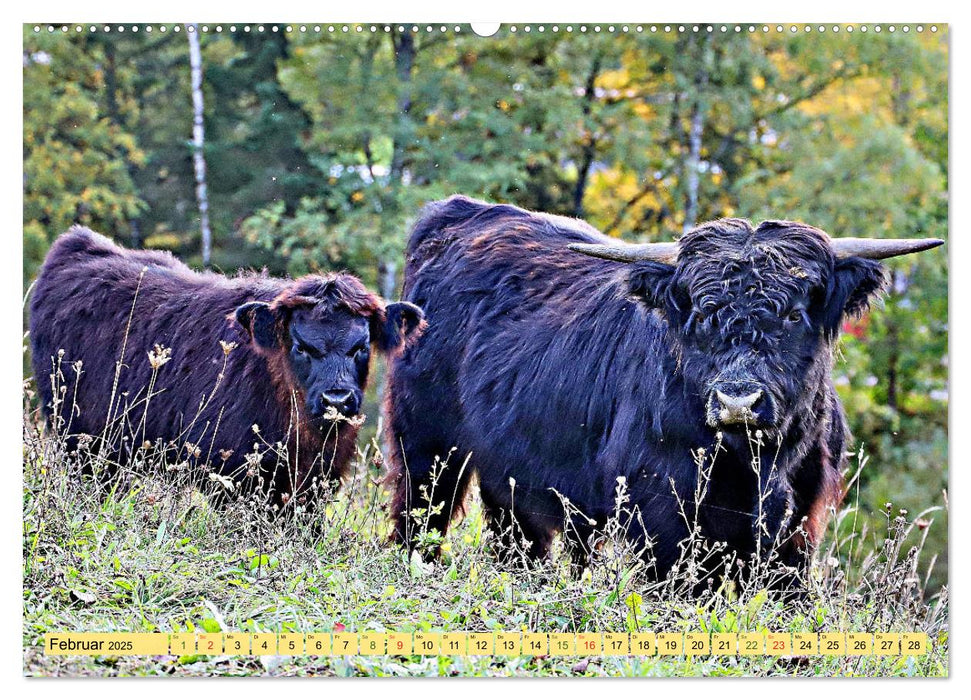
[[22, 377, 948, 678]]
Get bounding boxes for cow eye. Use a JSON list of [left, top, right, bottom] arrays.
[[349, 343, 369, 360], [293, 340, 314, 358], [786, 309, 804, 324]]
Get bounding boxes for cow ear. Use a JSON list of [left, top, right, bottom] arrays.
[[627, 261, 677, 310], [234, 301, 281, 349], [824, 257, 888, 334], [374, 302, 425, 353]]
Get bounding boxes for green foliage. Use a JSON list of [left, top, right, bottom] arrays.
[[198, 32, 326, 267], [23, 28, 145, 283]]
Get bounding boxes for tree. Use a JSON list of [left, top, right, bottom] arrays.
[[23, 28, 145, 285], [186, 24, 213, 267]]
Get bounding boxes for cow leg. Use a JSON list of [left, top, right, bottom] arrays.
[[485, 507, 554, 563], [390, 442, 474, 556], [480, 488, 556, 564], [565, 524, 598, 575], [768, 438, 842, 596], [754, 472, 795, 560], [637, 508, 693, 582], [484, 512, 555, 564]]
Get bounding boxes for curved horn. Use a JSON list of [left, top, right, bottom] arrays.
[[830, 237, 944, 260], [568, 241, 679, 264]]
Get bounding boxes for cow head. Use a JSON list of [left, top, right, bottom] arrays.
[[571, 219, 942, 437], [234, 274, 424, 421]]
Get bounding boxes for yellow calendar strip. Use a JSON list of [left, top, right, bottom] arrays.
[[359, 632, 386, 656], [577, 632, 602, 655], [468, 632, 493, 656], [197, 633, 223, 655], [495, 631, 521, 656], [223, 632, 248, 654], [441, 632, 467, 655], [413, 631, 441, 655], [45, 633, 170, 656], [766, 633, 792, 656], [739, 632, 764, 656], [523, 632, 549, 655], [277, 633, 303, 656], [306, 633, 331, 655], [41, 631, 931, 657], [332, 632, 357, 655], [685, 632, 710, 656], [820, 632, 846, 655], [793, 632, 818, 654], [603, 632, 629, 656], [847, 632, 872, 656], [389, 631, 413, 655], [631, 632, 656, 655], [712, 633, 736, 655], [657, 632, 683, 656]]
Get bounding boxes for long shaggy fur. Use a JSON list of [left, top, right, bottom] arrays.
[[386, 196, 888, 580], [30, 227, 386, 506]]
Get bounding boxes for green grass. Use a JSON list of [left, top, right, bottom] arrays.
[[22, 392, 948, 678]]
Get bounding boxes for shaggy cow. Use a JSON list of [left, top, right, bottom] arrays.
[[30, 227, 423, 507], [385, 195, 941, 584]]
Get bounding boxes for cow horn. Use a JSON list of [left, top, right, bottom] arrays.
[[829, 237, 944, 260], [568, 241, 679, 264]]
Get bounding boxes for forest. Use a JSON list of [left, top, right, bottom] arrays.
[[23, 22, 948, 598]]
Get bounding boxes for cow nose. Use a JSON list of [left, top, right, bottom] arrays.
[[320, 389, 357, 416], [713, 388, 763, 425]]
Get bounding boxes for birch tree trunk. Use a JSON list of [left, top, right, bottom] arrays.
[[683, 35, 710, 234], [187, 24, 212, 267], [683, 101, 704, 233]]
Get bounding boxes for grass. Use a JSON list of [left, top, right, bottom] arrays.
[[21, 374, 949, 678]]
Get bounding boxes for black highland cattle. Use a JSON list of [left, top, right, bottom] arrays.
[[30, 227, 423, 506], [385, 195, 942, 584]]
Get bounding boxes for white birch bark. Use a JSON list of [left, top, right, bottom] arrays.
[[187, 24, 212, 267], [683, 35, 710, 234], [684, 102, 704, 233]]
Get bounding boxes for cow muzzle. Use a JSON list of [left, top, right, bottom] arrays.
[[312, 389, 361, 418], [707, 383, 767, 428]]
